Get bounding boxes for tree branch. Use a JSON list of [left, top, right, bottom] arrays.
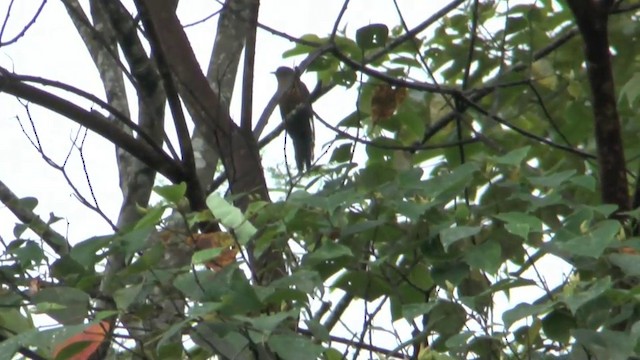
[[565, 0, 629, 212], [0, 179, 69, 255], [0, 70, 186, 183], [134, 0, 286, 287]]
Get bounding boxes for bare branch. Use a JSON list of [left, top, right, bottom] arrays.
[[0, 69, 186, 183], [0, 0, 46, 47]]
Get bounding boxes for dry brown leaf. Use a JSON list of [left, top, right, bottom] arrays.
[[371, 84, 407, 125], [190, 232, 238, 271]]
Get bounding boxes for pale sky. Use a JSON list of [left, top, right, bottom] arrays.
[[0, 1, 571, 357]]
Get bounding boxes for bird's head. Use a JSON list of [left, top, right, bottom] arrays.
[[274, 66, 295, 79], [273, 66, 297, 91]]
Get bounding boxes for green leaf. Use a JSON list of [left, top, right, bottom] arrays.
[[0, 308, 33, 337], [607, 253, 640, 276], [391, 56, 422, 68], [188, 302, 225, 318], [305, 319, 330, 342], [9, 240, 45, 266], [502, 303, 551, 329], [154, 183, 186, 204], [47, 212, 64, 225], [330, 143, 353, 163], [282, 34, 323, 57], [422, 163, 479, 200], [223, 276, 263, 314], [323, 348, 343, 360], [157, 343, 183, 360], [191, 324, 250, 358], [444, 331, 475, 350], [494, 212, 543, 233], [542, 308, 575, 343], [133, 205, 166, 230], [440, 226, 481, 251], [505, 16, 528, 35], [427, 301, 466, 336], [402, 302, 437, 320], [70, 236, 111, 268], [589, 204, 619, 217], [192, 247, 223, 266], [307, 54, 337, 72], [358, 162, 397, 189], [431, 261, 469, 287], [464, 239, 502, 274], [333, 270, 390, 301], [13, 223, 28, 238], [32, 287, 90, 325], [493, 146, 530, 165], [356, 24, 389, 50], [487, 278, 537, 294], [0, 322, 104, 360], [269, 334, 325, 360], [174, 270, 221, 301], [336, 110, 362, 128], [340, 219, 386, 237], [113, 283, 143, 311], [494, 212, 543, 241], [468, 336, 503, 359], [570, 175, 596, 192], [619, 72, 640, 105], [206, 193, 257, 245], [458, 272, 492, 311], [562, 277, 611, 314], [334, 36, 361, 59], [271, 270, 323, 294], [332, 69, 357, 87], [572, 329, 635, 359], [527, 169, 576, 188], [504, 223, 530, 240], [235, 310, 297, 334], [118, 226, 155, 260], [305, 242, 353, 264], [16, 196, 38, 212], [50, 256, 89, 284], [554, 220, 620, 258]]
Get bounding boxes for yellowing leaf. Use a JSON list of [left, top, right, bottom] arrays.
[[429, 94, 453, 120], [531, 59, 557, 90]]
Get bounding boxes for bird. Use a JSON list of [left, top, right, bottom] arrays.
[[273, 66, 314, 173]]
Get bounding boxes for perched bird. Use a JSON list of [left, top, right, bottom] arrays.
[[274, 66, 314, 172]]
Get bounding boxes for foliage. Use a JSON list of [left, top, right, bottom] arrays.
[[3, 1, 640, 359]]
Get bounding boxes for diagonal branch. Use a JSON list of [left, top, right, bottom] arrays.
[[0, 70, 186, 183], [0, 179, 69, 255]]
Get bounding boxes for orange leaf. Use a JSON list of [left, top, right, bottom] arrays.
[[619, 246, 638, 254], [29, 279, 41, 295], [53, 321, 110, 360], [190, 232, 238, 271]]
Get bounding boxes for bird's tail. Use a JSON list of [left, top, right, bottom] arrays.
[[292, 136, 313, 172]]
